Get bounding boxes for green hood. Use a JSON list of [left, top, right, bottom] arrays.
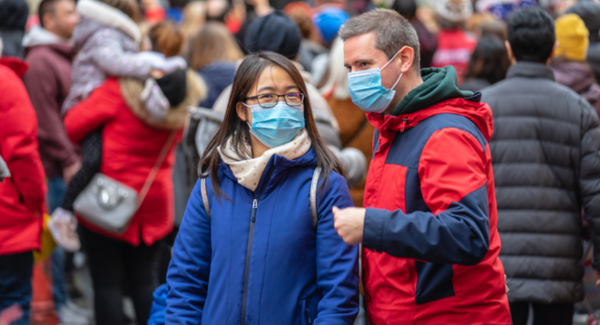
[[391, 66, 473, 116]]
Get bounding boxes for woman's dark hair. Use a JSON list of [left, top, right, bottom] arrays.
[[506, 7, 555, 63], [200, 52, 342, 200], [466, 35, 510, 85]]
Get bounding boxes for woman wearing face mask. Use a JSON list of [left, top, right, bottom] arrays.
[[166, 51, 359, 324]]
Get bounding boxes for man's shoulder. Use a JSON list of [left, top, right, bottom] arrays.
[[26, 45, 71, 68]]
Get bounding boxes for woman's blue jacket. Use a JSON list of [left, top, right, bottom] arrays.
[[166, 149, 359, 325]]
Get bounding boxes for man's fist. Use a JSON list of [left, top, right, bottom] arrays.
[[333, 206, 366, 245]]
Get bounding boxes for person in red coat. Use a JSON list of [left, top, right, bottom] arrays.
[[0, 55, 47, 324], [63, 70, 205, 325]]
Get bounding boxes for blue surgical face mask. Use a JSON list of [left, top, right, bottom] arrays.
[[347, 50, 403, 114], [243, 101, 305, 148]]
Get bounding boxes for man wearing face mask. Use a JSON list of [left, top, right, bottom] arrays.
[[332, 9, 511, 325]]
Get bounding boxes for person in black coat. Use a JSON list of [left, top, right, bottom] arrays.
[[481, 8, 600, 325]]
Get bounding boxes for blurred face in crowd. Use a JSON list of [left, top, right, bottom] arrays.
[[43, 0, 79, 39]]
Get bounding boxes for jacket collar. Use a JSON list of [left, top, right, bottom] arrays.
[[506, 62, 555, 81], [22, 26, 72, 48], [367, 94, 494, 142], [220, 148, 317, 186]]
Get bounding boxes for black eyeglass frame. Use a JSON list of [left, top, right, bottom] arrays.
[[244, 93, 305, 108]]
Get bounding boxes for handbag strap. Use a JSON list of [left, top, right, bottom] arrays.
[[137, 131, 177, 206]]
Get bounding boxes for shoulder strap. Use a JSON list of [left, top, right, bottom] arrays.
[[137, 131, 176, 206], [201, 177, 211, 219], [310, 167, 322, 229]]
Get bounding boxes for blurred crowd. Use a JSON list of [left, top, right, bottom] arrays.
[[1, 0, 600, 323]]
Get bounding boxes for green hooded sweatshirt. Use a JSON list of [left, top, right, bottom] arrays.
[[391, 67, 473, 116]]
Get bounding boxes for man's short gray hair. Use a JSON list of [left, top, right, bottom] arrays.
[[339, 9, 421, 70]]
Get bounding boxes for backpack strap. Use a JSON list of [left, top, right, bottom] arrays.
[[310, 167, 322, 229], [201, 177, 211, 219]]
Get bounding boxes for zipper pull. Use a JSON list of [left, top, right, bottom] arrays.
[[251, 199, 258, 223], [400, 118, 408, 132], [305, 308, 311, 324]]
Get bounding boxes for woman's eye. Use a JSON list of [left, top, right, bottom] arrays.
[[258, 94, 276, 102]]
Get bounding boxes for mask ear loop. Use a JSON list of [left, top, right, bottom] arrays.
[[381, 47, 406, 90], [380, 46, 405, 71]]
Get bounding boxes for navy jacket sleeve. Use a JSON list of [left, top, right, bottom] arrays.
[[315, 172, 360, 325], [166, 178, 211, 324], [363, 128, 491, 266]]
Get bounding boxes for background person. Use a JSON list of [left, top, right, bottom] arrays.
[[64, 68, 205, 325], [21, 0, 87, 322], [550, 13, 600, 115], [481, 8, 600, 325], [461, 34, 510, 92], [0, 48, 47, 325]]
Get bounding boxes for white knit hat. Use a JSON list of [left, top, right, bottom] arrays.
[[436, 0, 473, 23]]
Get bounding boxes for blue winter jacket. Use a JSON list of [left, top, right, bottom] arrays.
[[166, 149, 359, 325]]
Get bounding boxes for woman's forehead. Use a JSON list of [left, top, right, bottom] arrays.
[[249, 65, 299, 94]]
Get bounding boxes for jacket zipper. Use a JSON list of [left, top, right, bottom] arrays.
[[240, 198, 258, 325]]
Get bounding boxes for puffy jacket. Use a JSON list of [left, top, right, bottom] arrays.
[[64, 73, 204, 246], [362, 67, 510, 325], [482, 62, 600, 303], [166, 149, 359, 324], [0, 59, 46, 255]]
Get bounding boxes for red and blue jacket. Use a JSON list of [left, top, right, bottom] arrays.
[[362, 94, 511, 324]]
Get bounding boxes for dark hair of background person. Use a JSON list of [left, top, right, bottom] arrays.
[[98, 0, 141, 22], [199, 52, 342, 200], [148, 20, 185, 57], [392, 0, 416, 20], [189, 21, 244, 70], [0, 0, 29, 30], [244, 10, 302, 60], [38, 0, 69, 28], [506, 7, 555, 63], [339, 8, 421, 70], [466, 35, 510, 84]]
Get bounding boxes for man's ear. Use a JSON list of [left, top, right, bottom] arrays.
[[236, 102, 249, 123], [397, 46, 415, 73], [505, 41, 517, 65]]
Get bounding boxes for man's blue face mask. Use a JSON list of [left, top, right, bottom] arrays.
[[243, 102, 305, 148], [347, 49, 404, 114]]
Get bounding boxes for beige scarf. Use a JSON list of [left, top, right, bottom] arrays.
[[218, 129, 311, 191]]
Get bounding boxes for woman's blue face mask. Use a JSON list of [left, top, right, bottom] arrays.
[[347, 49, 404, 114], [243, 101, 305, 148]]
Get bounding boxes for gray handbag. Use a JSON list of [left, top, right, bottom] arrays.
[[0, 155, 10, 182], [73, 132, 176, 234]]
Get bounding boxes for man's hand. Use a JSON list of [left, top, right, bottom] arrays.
[[596, 271, 600, 286], [63, 161, 81, 185], [333, 207, 366, 245]]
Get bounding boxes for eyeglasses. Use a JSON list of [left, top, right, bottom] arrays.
[[245, 92, 305, 108]]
